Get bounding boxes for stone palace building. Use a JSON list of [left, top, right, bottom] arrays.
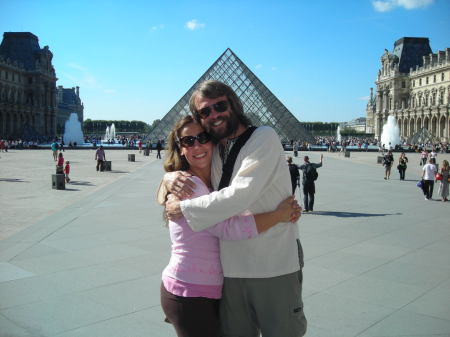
[[0, 32, 83, 140], [366, 37, 450, 142]]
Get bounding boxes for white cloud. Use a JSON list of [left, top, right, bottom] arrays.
[[372, 0, 434, 12], [150, 24, 165, 32], [185, 19, 205, 31], [255, 64, 263, 69], [61, 63, 115, 94]]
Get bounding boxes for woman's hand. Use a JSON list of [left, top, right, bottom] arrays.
[[163, 171, 195, 200], [276, 196, 301, 223]]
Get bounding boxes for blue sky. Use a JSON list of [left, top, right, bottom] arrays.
[[1, 0, 449, 124]]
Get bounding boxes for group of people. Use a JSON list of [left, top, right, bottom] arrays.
[[382, 149, 449, 201], [157, 80, 307, 337], [54, 152, 71, 183]]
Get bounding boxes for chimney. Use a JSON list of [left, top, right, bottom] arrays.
[[76, 86, 79, 97]]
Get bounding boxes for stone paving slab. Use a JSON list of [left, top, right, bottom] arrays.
[[0, 150, 449, 337]]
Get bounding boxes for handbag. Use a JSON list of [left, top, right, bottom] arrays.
[[435, 173, 442, 181], [416, 180, 424, 188]]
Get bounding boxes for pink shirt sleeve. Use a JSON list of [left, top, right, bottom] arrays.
[[190, 176, 258, 241]]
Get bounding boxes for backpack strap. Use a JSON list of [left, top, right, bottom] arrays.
[[218, 126, 257, 190]]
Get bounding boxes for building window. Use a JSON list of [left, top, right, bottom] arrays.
[[402, 81, 406, 88], [442, 73, 445, 81], [413, 80, 415, 87], [419, 78, 422, 86], [433, 75, 436, 83], [426, 77, 429, 84], [28, 77, 32, 84], [5, 72, 8, 80]]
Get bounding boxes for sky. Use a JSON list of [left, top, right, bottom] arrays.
[[0, 0, 449, 124]]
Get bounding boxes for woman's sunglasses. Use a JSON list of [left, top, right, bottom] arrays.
[[196, 100, 228, 119], [177, 132, 211, 148]]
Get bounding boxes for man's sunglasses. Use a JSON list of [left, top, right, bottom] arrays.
[[177, 132, 211, 148], [196, 100, 229, 119]]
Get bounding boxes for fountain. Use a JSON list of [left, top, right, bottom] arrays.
[[336, 125, 341, 143], [103, 123, 116, 143], [380, 115, 401, 148], [63, 113, 84, 145]]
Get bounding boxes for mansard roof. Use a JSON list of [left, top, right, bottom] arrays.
[[392, 37, 432, 73], [149, 48, 313, 142], [0, 32, 49, 71]]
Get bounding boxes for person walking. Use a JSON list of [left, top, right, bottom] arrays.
[[163, 80, 307, 337], [95, 145, 106, 172], [51, 140, 59, 161], [438, 160, 449, 202], [64, 161, 71, 183], [383, 150, 394, 180], [420, 150, 428, 166], [422, 158, 437, 200], [156, 140, 163, 159], [287, 156, 300, 194], [397, 152, 408, 180], [159, 116, 299, 337], [298, 154, 323, 213]]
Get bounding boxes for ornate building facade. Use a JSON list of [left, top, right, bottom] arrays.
[[366, 37, 450, 142], [56, 85, 84, 134], [0, 32, 58, 139]]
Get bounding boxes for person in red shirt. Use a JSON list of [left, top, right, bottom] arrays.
[[56, 153, 64, 174], [64, 161, 71, 183]]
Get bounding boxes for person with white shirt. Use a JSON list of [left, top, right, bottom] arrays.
[[422, 158, 437, 200], [164, 80, 307, 337]]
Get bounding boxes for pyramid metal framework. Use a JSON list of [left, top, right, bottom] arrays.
[[149, 48, 313, 142], [407, 127, 440, 145]]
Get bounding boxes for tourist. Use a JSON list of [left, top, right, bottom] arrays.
[[95, 145, 106, 172], [430, 148, 438, 161], [298, 154, 323, 212], [159, 115, 300, 337], [51, 139, 59, 161], [397, 152, 408, 180], [383, 150, 394, 180], [163, 80, 307, 337], [56, 152, 64, 174], [438, 160, 449, 202], [420, 149, 428, 166], [287, 156, 300, 194], [422, 158, 437, 200], [156, 140, 163, 159], [64, 161, 71, 183]]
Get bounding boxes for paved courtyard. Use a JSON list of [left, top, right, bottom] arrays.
[[0, 149, 449, 337]]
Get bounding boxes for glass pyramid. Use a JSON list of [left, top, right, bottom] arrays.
[[149, 48, 313, 142]]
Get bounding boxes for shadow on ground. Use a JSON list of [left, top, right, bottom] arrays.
[[0, 178, 29, 183], [308, 211, 402, 218], [108, 170, 130, 174], [68, 180, 95, 186]]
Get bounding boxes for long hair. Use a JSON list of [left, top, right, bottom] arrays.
[[163, 116, 193, 173], [157, 116, 194, 212], [189, 80, 252, 127]]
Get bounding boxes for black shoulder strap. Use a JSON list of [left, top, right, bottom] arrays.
[[218, 126, 257, 190]]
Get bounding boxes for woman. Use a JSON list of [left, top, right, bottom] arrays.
[[383, 150, 394, 180], [397, 152, 408, 180], [438, 160, 449, 202], [159, 116, 300, 337], [422, 158, 437, 200]]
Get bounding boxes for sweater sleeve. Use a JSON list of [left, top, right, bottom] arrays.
[[180, 127, 285, 231]]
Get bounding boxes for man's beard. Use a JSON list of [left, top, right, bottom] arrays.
[[204, 113, 240, 142]]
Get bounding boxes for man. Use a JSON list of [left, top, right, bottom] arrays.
[[298, 154, 323, 213], [287, 156, 300, 194], [156, 140, 162, 159], [95, 145, 106, 172], [164, 80, 307, 337]]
